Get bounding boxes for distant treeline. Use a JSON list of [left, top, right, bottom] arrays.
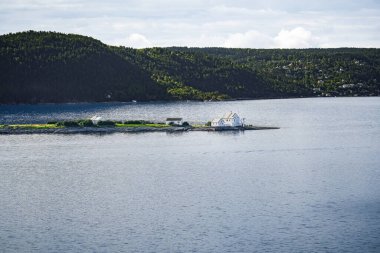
[[0, 31, 379, 103]]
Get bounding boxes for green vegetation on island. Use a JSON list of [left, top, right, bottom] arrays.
[[0, 120, 172, 130], [1, 123, 62, 129], [0, 120, 278, 135], [1, 31, 379, 104]]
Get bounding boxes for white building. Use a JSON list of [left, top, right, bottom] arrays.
[[166, 117, 183, 125], [211, 118, 224, 127], [90, 116, 102, 125], [211, 112, 244, 127]]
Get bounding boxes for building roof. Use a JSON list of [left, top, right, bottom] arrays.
[[211, 118, 223, 123], [90, 116, 102, 120], [222, 112, 238, 119], [166, 118, 183, 121]]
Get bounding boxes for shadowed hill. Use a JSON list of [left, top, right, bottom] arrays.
[[0, 31, 166, 103]]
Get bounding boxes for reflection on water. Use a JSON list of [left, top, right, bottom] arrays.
[[165, 131, 186, 136], [0, 98, 380, 252], [213, 130, 245, 136]]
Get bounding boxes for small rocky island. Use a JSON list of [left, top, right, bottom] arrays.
[[0, 112, 278, 135]]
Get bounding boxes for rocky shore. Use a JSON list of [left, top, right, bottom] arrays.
[[0, 126, 279, 135]]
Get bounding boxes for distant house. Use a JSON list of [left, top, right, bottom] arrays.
[[211, 118, 224, 127], [166, 118, 183, 125], [211, 112, 244, 127], [90, 116, 102, 125]]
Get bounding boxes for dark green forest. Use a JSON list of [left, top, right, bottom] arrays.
[[1, 31, 379, 103]]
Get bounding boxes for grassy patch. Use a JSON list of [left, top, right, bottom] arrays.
[[2, 121, 171, 130], [116, 123, 169, 128], [145, 123, 170, 128], [6, 124, 62, 129]]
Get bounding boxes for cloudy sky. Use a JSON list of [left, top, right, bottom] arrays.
[[0, 0, 379, 48]]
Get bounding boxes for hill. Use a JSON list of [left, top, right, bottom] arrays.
[[169, 47, 380, 97], [0, 31, 166, 103], [0, 31, 379, 103]]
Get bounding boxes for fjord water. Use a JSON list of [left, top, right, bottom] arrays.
[[1, 98, 380, 252]]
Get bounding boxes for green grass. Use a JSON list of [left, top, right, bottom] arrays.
[[116, 123, 169, 128], [1, 122, 172, 130], [6, 124, 62, 129]]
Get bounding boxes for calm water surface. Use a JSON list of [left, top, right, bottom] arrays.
[[1, 98, 380, 252]]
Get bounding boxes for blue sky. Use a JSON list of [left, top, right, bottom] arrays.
[[0, 0, 379, 48]]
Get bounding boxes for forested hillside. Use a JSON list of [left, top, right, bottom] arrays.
[[0, 31, 379, 104], [170, 47, 380, 97], [113, 47, 279, 100], [0, 31, 166, 103]]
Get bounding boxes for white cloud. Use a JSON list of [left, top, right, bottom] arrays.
[[114, 33, 152, 48], [274, 27, 316, 48], [222, 27, 320, 48], [0, 0, 379, 48], [210, 5, 286, 17], [223, 30, 273, 48]]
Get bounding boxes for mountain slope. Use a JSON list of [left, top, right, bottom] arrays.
[[169, 47, 380, 96], [0, 31, 166, 103], [0, 31, 379, 104], [113, 47, 280, 99]]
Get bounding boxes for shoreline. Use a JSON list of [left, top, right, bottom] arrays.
[[0, 126, 279, 135]]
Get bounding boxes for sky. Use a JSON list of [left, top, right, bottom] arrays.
[[0, 0, 379, 48]]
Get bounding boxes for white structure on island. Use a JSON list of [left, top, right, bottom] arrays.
[[211, 112, 244, 127], [166, 117, 183, 125], [90, 116, 102, 125]]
